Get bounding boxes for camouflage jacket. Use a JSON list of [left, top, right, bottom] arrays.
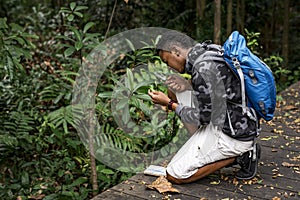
[[175, 43, 257, 141]]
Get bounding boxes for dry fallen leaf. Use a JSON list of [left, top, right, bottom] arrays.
[[294, 118, 300, 123], [27, 195, 46, 200], [272, 196, 281, 200], [272, 129, 284, 134], [146, 176, 180, 193], [282, 162, 300, 167], [210, 180, 220, 185], [232, 178, 239, 186], [283, 105, 298, 110], [261, 135, 278, 141]]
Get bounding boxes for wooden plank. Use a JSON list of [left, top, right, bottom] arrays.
[[130, 170, 300, 200], [261, 124, 300, 138], [105, 178, 200, 200], [259, 134, 300, 152], [129, 174, 254, 200], [91, 188, 145, 200]]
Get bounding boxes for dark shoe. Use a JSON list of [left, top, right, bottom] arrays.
[[235, 143, 261, 180], [225, 159, 238, 168]]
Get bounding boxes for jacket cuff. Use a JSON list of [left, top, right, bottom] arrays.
[[175, 104, 183, 116]]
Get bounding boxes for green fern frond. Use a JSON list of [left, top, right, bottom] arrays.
[[47, 105, 83, 133]]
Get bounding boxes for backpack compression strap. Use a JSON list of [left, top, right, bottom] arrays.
[[231, 57, 246, 114]]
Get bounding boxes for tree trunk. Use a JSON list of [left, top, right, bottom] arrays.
[[240, 0, 245, 34], [88, 110, 99, 197], [236, 0, 241, 32], [196, 0, 206, 19], [196, 0, 206, 38], [282, 0, 289, 65], [236, 0, 245, 34], [226, 0, 232, 36], [214, 0, 221, 44]]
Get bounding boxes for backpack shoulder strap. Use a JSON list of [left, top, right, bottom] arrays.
[[231, 57, 247, 114]]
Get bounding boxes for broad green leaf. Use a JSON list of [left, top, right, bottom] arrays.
[[116, 98, 128, 110], [83, 22, 95, 33], [130, 96, 140, 108], [125, 38, 135, 51], [122, 105, 130, 124], [67, 14, 75, 21], [98, 91, 113, 98], [134, 94, 152, 101], [59, 7, 71, 13], [20, 32, 39, 39], [132, 80, 152, 93], [137, 101, 151, 116], [157, 119, 168, 128], [7, 36, 25, 45], [126, 68, 134, 91], [100, 168, 114, 175], [21, 172, 29, 186], [75, 41, 83, 51], [70, 2, 76, 10], [0, 18, 8, 29], [74, 5, 88, 11], [74, 11, 84, 18], [69, 26, 82, 41], [8, 184, 21, 190], [82, 33, 101, 43], [55, 35, 75, 42], [64, 47, 75, 57], [58, 169, 64, 177]]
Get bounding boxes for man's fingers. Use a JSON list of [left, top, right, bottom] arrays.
[[148, 90, 161, 100], [168, 82, 181, 91]]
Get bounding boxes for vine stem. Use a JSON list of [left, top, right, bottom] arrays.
[[104, 0, 118, 39]]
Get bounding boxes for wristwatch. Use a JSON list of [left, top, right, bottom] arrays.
[[167, 100, 175, 111]]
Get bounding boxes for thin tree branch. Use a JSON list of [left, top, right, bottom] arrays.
[[104, 0, 118, 39]]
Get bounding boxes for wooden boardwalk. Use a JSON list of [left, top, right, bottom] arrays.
[[93, 81, 300, 200]]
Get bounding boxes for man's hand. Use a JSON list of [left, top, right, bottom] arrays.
[[165, 75, 192, 93], [148, 90, 170, 106]]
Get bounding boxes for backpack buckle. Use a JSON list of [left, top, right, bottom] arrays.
[[232, 57, 241, 69]]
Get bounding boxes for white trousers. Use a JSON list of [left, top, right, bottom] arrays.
[[166, 123, 253, 179]]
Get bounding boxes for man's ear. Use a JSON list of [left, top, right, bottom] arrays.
[[170, 46, 181, 57]]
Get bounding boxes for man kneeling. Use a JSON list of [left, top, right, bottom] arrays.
[[148, 30, 261, 184]]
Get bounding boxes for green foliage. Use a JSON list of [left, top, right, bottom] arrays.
[[57, 2, 100, 59], [0, 1, 182, 198], [264, 55, 299, 92], [0, 0, 299, 199], [60, 2, 89, 22], [0, 17, 38, 80], [245, 29, 261, 54]]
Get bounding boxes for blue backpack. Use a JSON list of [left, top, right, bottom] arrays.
[[223, 31, 276, 121]]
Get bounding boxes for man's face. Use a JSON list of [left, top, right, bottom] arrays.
[[159, 50, 186, 73]]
